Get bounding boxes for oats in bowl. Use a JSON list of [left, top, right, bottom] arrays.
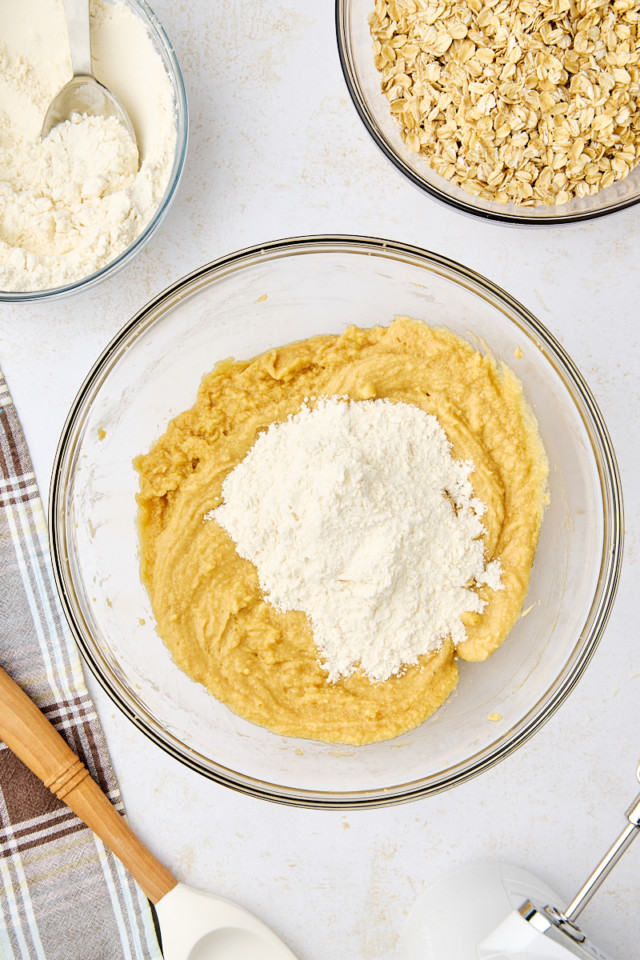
[[370, 0, 640, 205]]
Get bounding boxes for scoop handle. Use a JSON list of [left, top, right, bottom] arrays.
[[63, 0, 92, 77], [0, 664, 177, 904]]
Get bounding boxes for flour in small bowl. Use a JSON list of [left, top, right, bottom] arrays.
[[211, 397, 503, 682], [0, 0, 178, 292]]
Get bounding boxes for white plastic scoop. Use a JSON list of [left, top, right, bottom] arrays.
[[0, 665, 298, 960], [41, 0, 138, 164]]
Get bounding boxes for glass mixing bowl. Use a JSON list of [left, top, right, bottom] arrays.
[[336, 0, 640, 224], [50, 236, 622, 808], [0, 0, 188, 302]]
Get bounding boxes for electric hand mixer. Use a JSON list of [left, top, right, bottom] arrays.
[[402, 764, 640, 959]]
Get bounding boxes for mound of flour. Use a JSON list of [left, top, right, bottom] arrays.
[[0, 0, 176, 292], [212, 397, 502, 682]]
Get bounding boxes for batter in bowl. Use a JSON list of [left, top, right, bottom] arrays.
[[134, 318, 548, 745]]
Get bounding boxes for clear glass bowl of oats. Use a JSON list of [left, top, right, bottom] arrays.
[[337, 0, 640, 223], [50, 236, 622, 807]]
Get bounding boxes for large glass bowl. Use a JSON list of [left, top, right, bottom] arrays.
[[50, 236, 622, 808], [336, 0, 640, 224], [0, 0, 188, 303]]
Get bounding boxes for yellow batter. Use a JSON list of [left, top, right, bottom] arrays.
[[134, 318, 548, 745]]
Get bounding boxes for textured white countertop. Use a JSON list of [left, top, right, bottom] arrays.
[[3, 2, 640, 958]]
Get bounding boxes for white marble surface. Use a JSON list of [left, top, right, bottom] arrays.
[[3, 2, 640, 958]]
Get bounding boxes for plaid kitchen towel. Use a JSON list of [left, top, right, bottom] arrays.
[[0, 371, 162, 960]]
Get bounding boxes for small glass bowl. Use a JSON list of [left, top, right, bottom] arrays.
[[336, 0, 640, 224], [0, 0, 188, 302], [50, 235, 622, 808]]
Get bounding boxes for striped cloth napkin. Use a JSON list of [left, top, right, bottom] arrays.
[[0, 371, 161, 960]]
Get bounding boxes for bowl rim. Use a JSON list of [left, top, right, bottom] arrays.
[[334, 0, 640, 225], [0, 0, 189, 303], [49, 234, 624, 809]]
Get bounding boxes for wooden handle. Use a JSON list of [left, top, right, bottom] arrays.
[[0, 665, 177, 904]]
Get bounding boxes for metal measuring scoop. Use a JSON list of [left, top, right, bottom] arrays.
[[41, 0, 139, 164]]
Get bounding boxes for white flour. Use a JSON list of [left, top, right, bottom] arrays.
[[212, 398, 503, 682], [0, 0, 177, 292]]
